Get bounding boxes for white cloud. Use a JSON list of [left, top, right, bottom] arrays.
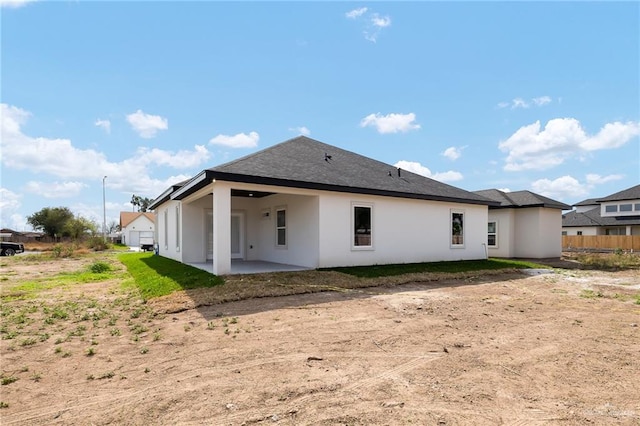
[[442, 146, 464, 161], [209, 131, 259, 148], [371, 13, 391, 28], [360, 112, 420, 134], [345, 7, 367, 19], [499, 118, 640, 171], [394, 160, 463, 183], [0, 103, 206, 199], [346, 7, 391, 42], [532, 96, 552, 106], [24, 181, 88, 198], [532, 174, 626, 201], [511, 98, 529, 109], [498, 96, 553, 110], [585, 173, 623, 185], [289, 126, 311, 136], [0, 0, 36, 8], [126, 109, 168, 139], [137, 145, 210, 169], [0, 188, 27, 230], [95, 118, 111, 134]]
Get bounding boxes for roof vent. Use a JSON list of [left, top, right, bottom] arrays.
[[397, 168, 402, 177], [324, 153, 332, 162], [388, 171, 392, 177]]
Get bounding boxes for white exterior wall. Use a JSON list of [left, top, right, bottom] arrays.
[[181, 197, 210, 263], [487, 209, 515, 258], [317, 192, 488, 268], [562, 227, 598, 236], [156, 200, 182, 262], [513, 208, 563, 258], [122, 215, 155, 246]]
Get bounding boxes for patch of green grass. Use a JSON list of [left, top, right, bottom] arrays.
[[1, 376, 18, 386], [118, 252, 224, 299], [580, 289, 604, 299], [325, 258, 546, 278]]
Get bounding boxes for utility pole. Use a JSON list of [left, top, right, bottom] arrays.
[[103, 176, 107, 241]]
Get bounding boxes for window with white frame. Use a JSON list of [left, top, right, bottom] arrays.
[[175, 205, 180, 251], [620, 204, 632, 212], [605, 205, 617, 213], [275, 207, 286, 247], [163, 209, 168, 250], [451, 210, 464, 246], [352, 204, 372, 248], [635, 203, 640, 211], [487, 221, 497, 247]]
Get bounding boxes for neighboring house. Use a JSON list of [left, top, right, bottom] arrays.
[[473, 189, 570, 258], [0, 228, 46, 243], [149, 136, 498, 275], [119, 212, 156, 247], [562, 184, 640, 236]]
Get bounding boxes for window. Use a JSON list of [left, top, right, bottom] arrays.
[[605, 205, 617, 213], [562, 231, 567, 236], [620, 204, 632, 212], [487, 221, 497, 247], [175, 205, 180, 251], [577, 231, 583, 236], [635, 203, 640, 211], [163, 209, 168, 250], [451, 211, 464, 246], [353, 204, 372, 248], [606, 228, 625, 236], [275, 207, 286, 247]]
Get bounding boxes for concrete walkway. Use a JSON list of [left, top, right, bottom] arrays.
[[188, 260, 310, 275]]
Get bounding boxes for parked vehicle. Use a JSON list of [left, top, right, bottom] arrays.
[[139, 236, 154, 252], [1, 242, 25, 256]]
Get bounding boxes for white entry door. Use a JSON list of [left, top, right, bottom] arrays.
[[230, 212, 245, 259]]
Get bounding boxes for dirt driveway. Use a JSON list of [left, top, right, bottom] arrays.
[[1, 261, 639, 425]]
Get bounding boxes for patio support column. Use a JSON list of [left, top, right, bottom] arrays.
[[212, 182, 231, 275]]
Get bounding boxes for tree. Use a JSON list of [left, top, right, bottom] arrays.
[[27, 207, 74, 238], [107, 220, 120, 234], [131, 195, 153, 212], [65, 215, 98, 240]]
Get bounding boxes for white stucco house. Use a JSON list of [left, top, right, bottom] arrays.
[[473, 189, 570, 259], [119, 212, 155, 247], [149, 136, 502, 275], [562, 184, 640, 236]]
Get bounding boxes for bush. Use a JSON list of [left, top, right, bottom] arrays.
[[86, 236, 110, 252], [89, 261, 111, 274], [51, 244, 76, 258]]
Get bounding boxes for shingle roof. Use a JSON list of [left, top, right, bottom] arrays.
[[169, 136, 496, 205], [574, 198, 599, 207], [596, 184, 640, 202], [120, 212, 155, 228], [473, 189, 570, 210], [562, 207, 640, 227]]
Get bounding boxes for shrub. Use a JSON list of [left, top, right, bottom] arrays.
[[89, 261, 111, 274], [86, 236, 110, 252]]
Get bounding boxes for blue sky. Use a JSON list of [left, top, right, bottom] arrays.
[[1, 1, 639, 231]]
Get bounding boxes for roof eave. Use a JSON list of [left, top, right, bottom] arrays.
[[174, 171, 496, 206]]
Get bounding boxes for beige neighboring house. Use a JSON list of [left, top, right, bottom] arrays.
[[119, 212, 156, 247], [474, 189, 571, 259], [562, 184, 640, 236]]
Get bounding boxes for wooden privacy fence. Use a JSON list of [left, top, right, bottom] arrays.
[[563, 235, 640, 251]]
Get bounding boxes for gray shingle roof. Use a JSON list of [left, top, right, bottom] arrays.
[[596, 184, 640, 202], [473, 189, 570, 210], [562, 207, 640, 227], [574, 198, 599, 207], [186, 136, 495, 205]]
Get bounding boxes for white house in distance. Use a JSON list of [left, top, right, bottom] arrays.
[[562, 184, 640, 236], [149, 136, 500, 275], [473, 189, 570, 258], [119, 212, 155, 247]]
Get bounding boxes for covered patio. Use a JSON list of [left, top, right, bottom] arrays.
[[187, 260, 310, 275]]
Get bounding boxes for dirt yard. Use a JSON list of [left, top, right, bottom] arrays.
[[1, 258, 639, 425]]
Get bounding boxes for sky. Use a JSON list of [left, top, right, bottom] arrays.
[[1, 1, 639, 232]]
